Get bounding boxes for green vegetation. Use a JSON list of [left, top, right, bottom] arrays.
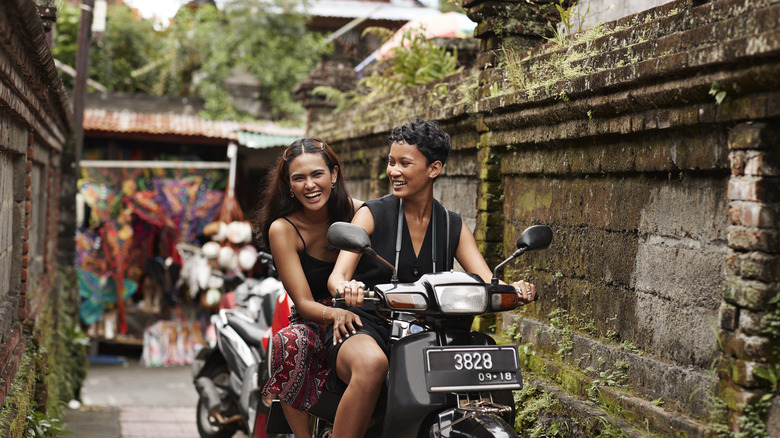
[[24, 406, 69, 438], [53, 0, 329, 120], [313, 26, 461, 112], [513, 383, 560, 436], [709, 81, 729, 105], [586, 358, 628, 403], [0, 269, 87, 438], [545, 0, 592, 46], [709, 393, 774, 438]]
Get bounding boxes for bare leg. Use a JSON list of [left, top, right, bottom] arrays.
[[281, 401, 312, 438], [332, 334, 388, 438]]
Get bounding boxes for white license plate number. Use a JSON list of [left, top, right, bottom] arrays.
[[424, 346, 522, 392]]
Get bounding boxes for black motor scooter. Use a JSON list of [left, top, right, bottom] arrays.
[[267, 223, 552, 438]]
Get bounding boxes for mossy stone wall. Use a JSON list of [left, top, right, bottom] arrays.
[[0, 0, 79, 436], [310, 0, 780, 435]]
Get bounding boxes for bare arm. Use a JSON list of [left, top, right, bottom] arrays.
[[326, 206, 376, 344], [268, 219, 324, 323], [327, 206, 375, 300], [455, 221, 536, 305]]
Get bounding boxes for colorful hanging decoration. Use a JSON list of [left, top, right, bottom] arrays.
[[78, 181, 122, 226], [154, 176, 224, 244], [76, 165, 227, 330], [77, 269, 137, 325], [99, 219, 136, 334]]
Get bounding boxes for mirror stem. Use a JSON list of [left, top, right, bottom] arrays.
[[374, 255, 398, 283], [491, 248, 525, 285]]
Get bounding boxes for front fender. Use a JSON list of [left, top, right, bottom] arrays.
[[447, 413, 518, 438]]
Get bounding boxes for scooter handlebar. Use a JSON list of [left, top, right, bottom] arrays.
[[333, 287, 381, 304]]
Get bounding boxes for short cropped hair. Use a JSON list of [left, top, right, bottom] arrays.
[[388, 119, 451, 166]]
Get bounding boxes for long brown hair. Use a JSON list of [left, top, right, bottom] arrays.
[[253, 137, 354, 248]]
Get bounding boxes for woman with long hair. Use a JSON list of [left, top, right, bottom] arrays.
[[325, 120, 537, 438], [255, 137, 363, 438]]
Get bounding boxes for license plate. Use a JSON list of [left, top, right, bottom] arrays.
[[424, 346, 522, 392]]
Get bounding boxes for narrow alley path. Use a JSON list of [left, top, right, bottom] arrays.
[[62, 350, 249, 438]]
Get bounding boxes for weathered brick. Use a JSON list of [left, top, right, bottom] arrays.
[[721, 330, 773, 361], [738, 308, 765, 336], [723, 275, 776, 310], [728, 202, 779, 228], [744, 150, 780, 177], [730, 151, 746, 176], [731, 360, 764, 389], [719, 301, 739, 331], [728, 226, 780, 252], [698, 103, 716, 123], [728, 177, 779, 202], [729, 122, 780, 150], [736, 251, 780, 282]]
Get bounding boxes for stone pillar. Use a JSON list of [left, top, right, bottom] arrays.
[[294, 60, 357, 133], [720, 122, 780, 432], [463, 0, 557, 70]]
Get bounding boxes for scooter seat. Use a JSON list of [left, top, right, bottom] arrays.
[[228, 317, 266, 350]]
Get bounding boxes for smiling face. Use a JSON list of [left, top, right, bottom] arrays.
[[288, 152, 338, 212], [386, 141, 440, 198]]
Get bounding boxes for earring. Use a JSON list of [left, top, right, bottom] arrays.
[[290, 190, 295, 198], [331, 182, 335, 188]]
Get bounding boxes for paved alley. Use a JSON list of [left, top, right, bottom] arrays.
[[63, 354, 248, 438]]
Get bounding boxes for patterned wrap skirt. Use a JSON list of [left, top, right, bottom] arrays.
[[262, 297, 332, 411]]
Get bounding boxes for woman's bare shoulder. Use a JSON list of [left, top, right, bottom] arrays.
[[268, 217, 296, 238]]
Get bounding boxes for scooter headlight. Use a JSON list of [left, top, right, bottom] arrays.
[[433, 285, 488, 314]]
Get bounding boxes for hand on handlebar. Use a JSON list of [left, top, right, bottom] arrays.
[[513, 280, 537, 305], [330, 307, 363, 345], [337, 279, 368, 307]]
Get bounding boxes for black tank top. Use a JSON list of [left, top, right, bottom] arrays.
[[355, 195, 462, 288], [281, 217, 334, 302]]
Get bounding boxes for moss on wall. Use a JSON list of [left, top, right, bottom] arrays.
[[0, 267, 87, 438], [0, 351, 36, 437]]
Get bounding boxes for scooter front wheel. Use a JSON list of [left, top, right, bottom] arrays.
[[196, 396, 239, 438]]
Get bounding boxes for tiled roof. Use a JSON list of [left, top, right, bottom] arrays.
[[83, 109, 303, 141]]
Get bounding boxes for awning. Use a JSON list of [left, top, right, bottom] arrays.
[[237, 131, 299, 149]]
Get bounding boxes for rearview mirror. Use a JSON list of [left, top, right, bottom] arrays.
[[491, 224, 553, 286], [327, 222, 372, 254], [515, 225, 553, 252], [327, 222, 397, 279]]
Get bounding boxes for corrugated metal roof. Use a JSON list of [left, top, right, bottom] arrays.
[[307, 0, 441, 21], [237, 131, 299, 149], [83, 109, 304, 141]]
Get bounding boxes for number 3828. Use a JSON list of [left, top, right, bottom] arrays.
[[453, 352, 493, 370]]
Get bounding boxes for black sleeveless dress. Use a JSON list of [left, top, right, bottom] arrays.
[[262, 218, 335, 411], [325, 195, 462, 367]]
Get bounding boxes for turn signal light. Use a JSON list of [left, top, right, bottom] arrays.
[[488, 284, 519, 311], [490, 292, 518, 311], [386, 293, 428, 310]]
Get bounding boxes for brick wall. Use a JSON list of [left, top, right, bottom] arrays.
[[0, 0, 73, 432], [308, 0, 780, 434]]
